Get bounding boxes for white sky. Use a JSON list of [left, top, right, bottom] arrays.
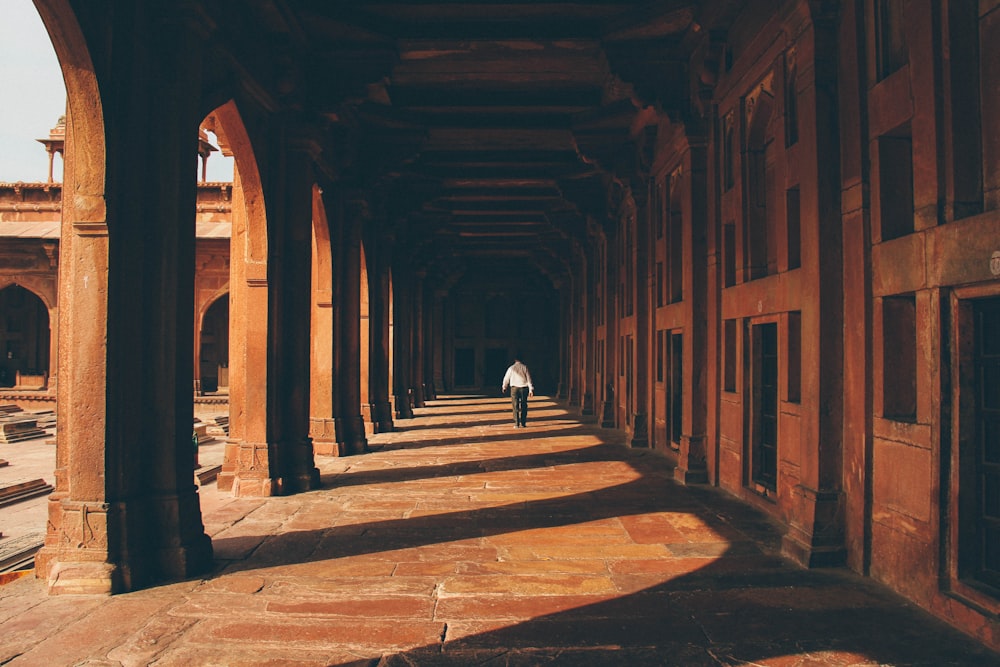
[[0, 0, 233, 183]]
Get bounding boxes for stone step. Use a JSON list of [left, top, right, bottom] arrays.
[[195, 464, 222, 486], [0, 417, 48, 443], [0, 404, 22, 415], [0, 532, 45, 573], [0, 478, 54, 507]]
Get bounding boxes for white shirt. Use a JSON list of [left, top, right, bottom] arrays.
[[502, 361, 533, 392]]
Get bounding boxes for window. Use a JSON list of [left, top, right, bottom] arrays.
[[751, 322, 779, 491], [787, 312, 801, 403], [882, 295, 917, 422], [874, 0, 908, 81], [668, 177, 683, 303], [670, 332, 683, 449], [724, 319, 737, 392], [878, 128, 914, 241], [786, 187, 801, 270], [785, 60, 798, 147], [724, 222, 736, 288], [723, 115, 735, 192]]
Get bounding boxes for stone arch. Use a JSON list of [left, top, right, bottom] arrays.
[[388, 268, 394, 412], [208, 100, 274, 494], [0, 275, 56, 311], [310, 184, 337, 455], [32, 0, 105, 225], [360, 238, 371, 429]]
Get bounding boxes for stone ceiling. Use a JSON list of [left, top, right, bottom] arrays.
[[201, 0, 743, 286]]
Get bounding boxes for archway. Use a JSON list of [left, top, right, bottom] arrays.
[[205, 100, 274, 495], [310, 184, 337, 455], [360, 239, 371, 431], [196, 293, 229, 394], [0, 285, 51, 389]]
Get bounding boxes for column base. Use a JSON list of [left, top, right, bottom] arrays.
[[674, 435, 708, 484], [568, 387, 580, 407], [36, 494, 214, 594], [394, 393, 414, 419], [373, 400, 394, 433], [336, 415, 369, 455], [600, 399, 616, 429], [674, 465, 708, 485], [217, 439, 285, 496], [413, 384, 426, 408], [581, 391, 595, 415], [629, 412, 649, 448], [310, 417, 339, 456], [781, 485, 847, 568]]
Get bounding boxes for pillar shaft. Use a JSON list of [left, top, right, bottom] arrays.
[[335, 195, 369, 454], [38, 8, 212, 592]]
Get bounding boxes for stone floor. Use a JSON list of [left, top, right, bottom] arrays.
[[0, 395, 997, 666]]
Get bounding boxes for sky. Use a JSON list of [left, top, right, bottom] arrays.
[[0, 0, 233, 183], [0, 0, 66, 182]]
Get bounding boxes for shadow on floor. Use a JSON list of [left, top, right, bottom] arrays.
[[207, 396, 997, 666]]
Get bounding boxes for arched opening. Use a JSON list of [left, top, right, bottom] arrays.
[[197, 293, 229, 394], [388, 270, 394, 416], [360, 240, 371, 431], [310, 184, 337, 455], [206, 100, 280, 496], [0, 284, 50, 389]]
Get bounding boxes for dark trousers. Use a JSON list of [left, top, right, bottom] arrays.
[[511, 386, 529, 425]]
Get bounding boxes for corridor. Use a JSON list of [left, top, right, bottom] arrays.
[[1, 396, 996, 666]]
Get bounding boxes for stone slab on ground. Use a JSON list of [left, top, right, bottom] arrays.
[[0, 478, 52, 507], [0, 532, 43, 572], [0, 418, 47, 443], [0, 396, 996, 666]]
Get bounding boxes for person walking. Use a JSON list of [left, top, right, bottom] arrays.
[[502, 356, 534, 427]]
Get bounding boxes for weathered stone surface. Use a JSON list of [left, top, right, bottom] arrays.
[[0, 397, 996, 665]]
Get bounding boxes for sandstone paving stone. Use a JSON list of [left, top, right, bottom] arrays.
[[266, 576, 439, 597], [104, 612, 198, 667], [150, 646, 378, 667], [439, 573, 619, 597], [182, 616, 446, 651], [6, 593, 178, 666], [1, 396, 997, 666], [264, 596, 435, 619]]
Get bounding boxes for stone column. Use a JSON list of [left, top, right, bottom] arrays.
[[412, 272, 426, 407], [335, 195, 369, 455], [431, 290, 446, 395], [600, 227, 618, 428], [37, 9, 212, 592], [630, 182, 651, 448], [568, 248, 584, 408], [272, 138, 321, 490], [393, 261, 415, 418], [674, 147, 709, 485], [422, 283, 437, 401], [581, 243, 596, 416], [557, 287, 571, 399], [780, 17, 846, 568], [368, 233, 394, 433], [309, 187, 337, 455], [218, 161, 272, 494]]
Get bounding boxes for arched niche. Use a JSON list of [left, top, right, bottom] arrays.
[[196, 291, 230, 394], [0, 284, 51, 389]]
